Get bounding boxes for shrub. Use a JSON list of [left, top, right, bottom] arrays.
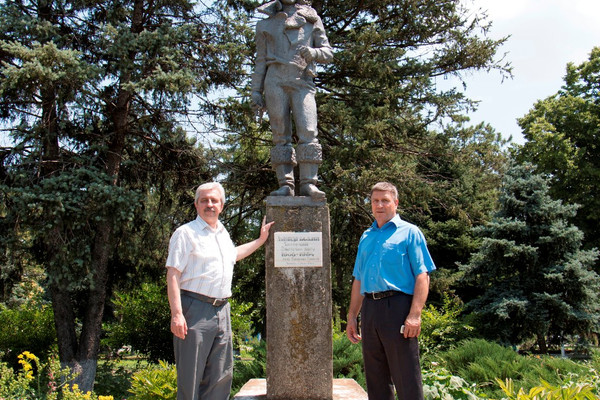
[[438, 338, 522, 382], [332, 331, 365, 388], [105, 282, 261, 363], [230, 299, 258, 352], [497, 378, 597, 400], [437, 339, 599, 398], [128, 360, 177, 400], [0, 351, 113, 400], [423, 366, 487, 400], [0, 302, 56, 367], [232, 339, 266, 395], [420, 294, 475, 356], [94, 358, 135, 400], [104, 282, 172, 363]]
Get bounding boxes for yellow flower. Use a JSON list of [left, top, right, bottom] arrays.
[[98, 396, 114, 400]]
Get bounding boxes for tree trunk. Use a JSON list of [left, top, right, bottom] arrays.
[[536, 333, 548, 354], [43, 0, 142, 391]]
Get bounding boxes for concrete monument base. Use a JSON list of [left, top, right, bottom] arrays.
[[264, 196, 332, 399], [233, 379, 367, 400]]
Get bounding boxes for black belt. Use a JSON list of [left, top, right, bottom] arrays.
[[181, 289, 229, 307], [364, 290, 404, 300]]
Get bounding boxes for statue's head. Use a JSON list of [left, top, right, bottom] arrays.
[[258, 0, 313, 16]]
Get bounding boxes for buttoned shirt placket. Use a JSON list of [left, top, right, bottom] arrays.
[[213, 226, 227, 296]]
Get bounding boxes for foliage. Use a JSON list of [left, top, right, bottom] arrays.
[[0, 0, 238, 388], [232, 339, 266, 395], [93, 359, 135, 400], [459, 163, 600, 351], [0, 301, 56, 368], [0, 351, 115, 400], [436, 339, 597, 399], [496, 378, 597, 400], [423, 366, 486, 400], [104, 282, 172, 363], [104, 281, 262, 366], [230, 299, 259, 352], [516, 47, 600, 260], [233, 331, 366, 394], [420, 294, 475, 356], [332, 331, 365, 388], [127, 360, 177, 400]]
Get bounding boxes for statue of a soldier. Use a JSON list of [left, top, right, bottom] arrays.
[[251, 0, 333, 200]]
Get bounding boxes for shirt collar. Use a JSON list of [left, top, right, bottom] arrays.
[[195, 215, 225, 233], [370, 214, 402, 230]]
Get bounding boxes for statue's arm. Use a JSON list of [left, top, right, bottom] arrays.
[[310, 18, 333, 64], [251, 26, 267, 95], [251, 26, 267, 110]]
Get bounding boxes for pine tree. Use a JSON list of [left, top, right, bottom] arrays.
[[516, 47, 600, 261], [460, 163, 600, 352], [0, 0, 244, 389]]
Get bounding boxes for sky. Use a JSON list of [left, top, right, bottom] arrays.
[[452, 0, 600, 144]]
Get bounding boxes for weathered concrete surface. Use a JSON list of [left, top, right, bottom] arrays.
[[233, 379, 367, 400], [264, 197, 332, 400]]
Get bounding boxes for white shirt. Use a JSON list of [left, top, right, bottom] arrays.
[[166, 216, 238, 298]]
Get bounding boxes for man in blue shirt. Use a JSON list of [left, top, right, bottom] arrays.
[[346, 182, 436, 400]]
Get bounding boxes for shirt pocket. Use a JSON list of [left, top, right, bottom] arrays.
[[381, 242, 406, 268]]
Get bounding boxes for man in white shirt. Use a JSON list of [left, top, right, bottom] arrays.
[[166, 182, 273, 400]]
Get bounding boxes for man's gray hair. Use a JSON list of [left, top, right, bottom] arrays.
[[195, 182, 226, 205], [370, 182, 398, 200]]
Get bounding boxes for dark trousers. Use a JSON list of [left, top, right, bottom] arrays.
[[361, 293, 424, 400], [174, 293, 233, 400]]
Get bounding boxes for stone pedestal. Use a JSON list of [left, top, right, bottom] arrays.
[[233, 379, 367, 400], [264, 196, 332, 400]]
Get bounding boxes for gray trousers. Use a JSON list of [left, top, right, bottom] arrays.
[[174, 293, 233, 400], [361, 293, 424, 400]]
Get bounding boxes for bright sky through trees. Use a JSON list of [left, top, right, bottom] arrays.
[[457, 0, 600, 144]]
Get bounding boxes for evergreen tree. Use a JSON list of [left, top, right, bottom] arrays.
[[516, 47, 600, 261], [0, 0, 244, 389], [460, 163, 600, 352]]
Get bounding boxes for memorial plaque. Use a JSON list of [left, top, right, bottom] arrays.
[[274, 232, 323, 268]]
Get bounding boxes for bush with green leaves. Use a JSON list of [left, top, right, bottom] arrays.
[[128, 360, 177, 400], [0, 351, 115, 400], [229, 299, 259, 352], [420, 294, 475, 356], [423, 366, 487, 400], [232, 339, 266, 395], [105, 282, 261, 363], [496, 378, 597, 400], [332, 331, 365, 388], [104, 282, 173, 363], [0, 301, 56, 368], [437, 339, 597, 398], [94, 358, 136, 400]]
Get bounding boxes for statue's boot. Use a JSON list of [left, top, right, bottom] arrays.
[[297, 143, 325, 201], [270, 164, 295, 196], [270, 146, 296, 196]]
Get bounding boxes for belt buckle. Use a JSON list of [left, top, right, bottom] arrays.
[[372, 292, 383, 300], [212, 298, 220, 306]]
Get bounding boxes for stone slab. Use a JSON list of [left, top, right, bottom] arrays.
[[233, 379, 367, 400], [265, 196, 326, 207]]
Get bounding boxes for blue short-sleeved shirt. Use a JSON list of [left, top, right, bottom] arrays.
[[353, 214, 436, 295]]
